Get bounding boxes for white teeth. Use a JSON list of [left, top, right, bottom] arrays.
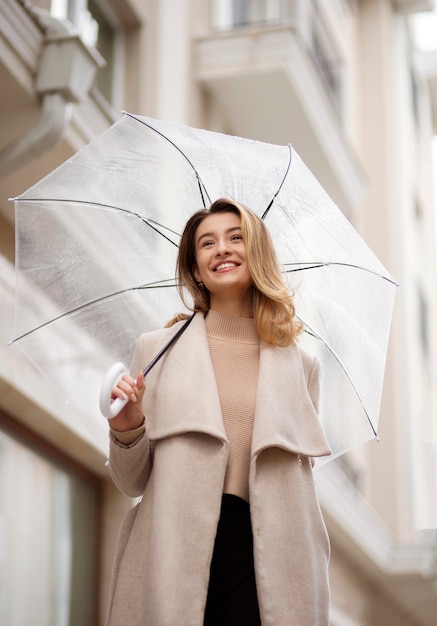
[[215, 262, 236, 271]]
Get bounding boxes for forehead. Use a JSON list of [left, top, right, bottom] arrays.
[[196, 211, 241, 237]]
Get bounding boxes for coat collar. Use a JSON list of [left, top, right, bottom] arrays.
[[252, 341, 331, 458], [145, 312, 330, 458], [144, 312, 226, 442]]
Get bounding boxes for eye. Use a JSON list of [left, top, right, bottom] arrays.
[[201, 240, 214, 247], [231, 234, 243, 241]]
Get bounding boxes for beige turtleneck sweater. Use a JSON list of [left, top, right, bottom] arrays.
[[205, 310, 260, 502]]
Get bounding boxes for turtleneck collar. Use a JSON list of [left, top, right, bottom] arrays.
[[205, 309, 259, 344]]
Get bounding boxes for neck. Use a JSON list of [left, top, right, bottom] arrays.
[[209, 291, 253, 318]]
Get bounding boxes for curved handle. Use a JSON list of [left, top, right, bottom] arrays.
[[100, 361, 129, 419]]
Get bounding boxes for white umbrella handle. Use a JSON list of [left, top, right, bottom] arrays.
[[100, 362, 129, 419]]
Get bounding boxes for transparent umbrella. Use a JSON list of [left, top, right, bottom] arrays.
[[10, 113, 397, 463]]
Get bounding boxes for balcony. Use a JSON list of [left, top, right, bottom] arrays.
[[194, 0, 366, 217]]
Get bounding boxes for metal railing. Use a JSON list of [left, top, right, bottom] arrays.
[[209, 0, 296, 30], [209, 0, 343, 118], [307, 1, 342, 117]]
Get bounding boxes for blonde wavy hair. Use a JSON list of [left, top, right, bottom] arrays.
[[170, 198, 302, 346]]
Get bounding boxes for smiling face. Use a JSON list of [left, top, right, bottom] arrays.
[[194, 211, 254, 313]]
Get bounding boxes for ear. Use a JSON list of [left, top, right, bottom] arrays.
[[193, 265, 201, 282]]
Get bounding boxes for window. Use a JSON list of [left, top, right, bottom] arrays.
[[87, 0, 118, 104], [209, 0, 286, 30], [51, 0, 122, 107], [0, 419, 100, 625]]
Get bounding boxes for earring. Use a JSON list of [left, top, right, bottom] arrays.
[[198, 281, 204, 289]]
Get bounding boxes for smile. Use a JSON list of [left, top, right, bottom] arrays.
[[214, 262, 239, 272]]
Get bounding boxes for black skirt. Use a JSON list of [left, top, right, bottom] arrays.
[[204, 494, 261, 626]]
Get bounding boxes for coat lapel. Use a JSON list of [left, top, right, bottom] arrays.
[[144, 313, 227, 442], [252, 341, 331, 458]]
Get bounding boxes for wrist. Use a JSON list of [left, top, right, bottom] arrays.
[[110, 415, 145, 433]]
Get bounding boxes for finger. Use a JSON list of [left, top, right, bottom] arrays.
[[111, 386, 128, 401], [113, 376, 140, 403], [116, 380, 135, 398], [121, 374, 137, 387], [137, 370, 145, 389]]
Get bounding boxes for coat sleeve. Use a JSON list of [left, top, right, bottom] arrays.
[[303, 353, 329, 463], [108, 334, 153, 497], [306, 355, 321, 415]]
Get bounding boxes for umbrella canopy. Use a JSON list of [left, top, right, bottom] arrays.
[[11, 113, 397, 463]]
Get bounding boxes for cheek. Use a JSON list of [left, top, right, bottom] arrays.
[[193, 251, 207, 281], [195, 248, 208, 269]]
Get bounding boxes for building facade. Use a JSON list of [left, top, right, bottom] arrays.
[[1, 0, 437, 624]]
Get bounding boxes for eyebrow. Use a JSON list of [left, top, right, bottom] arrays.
[[197, 226, 242, 245]]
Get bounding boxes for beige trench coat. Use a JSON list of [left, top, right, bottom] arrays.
[[106, 313, 331, 626]]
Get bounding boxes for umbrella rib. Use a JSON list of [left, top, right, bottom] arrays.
[[142, 314, 194, 377], [126, 113, 212, 207], [9, 280, 178, 344], [261, 144, 292, 221], [17, 198, 181, 247], [146, 218, 181, 238], [284, 261, 398, 286], [301, 320, 379, 440]]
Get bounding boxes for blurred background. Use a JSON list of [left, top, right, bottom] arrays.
[[1, 1, 437, 624]]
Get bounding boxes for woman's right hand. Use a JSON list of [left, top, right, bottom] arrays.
[[109, 370, 146, 432]]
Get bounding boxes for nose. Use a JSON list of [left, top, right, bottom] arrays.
[[215, 238, 231, 256]]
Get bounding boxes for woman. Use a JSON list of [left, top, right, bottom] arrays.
[[105, 199, 331, 626]]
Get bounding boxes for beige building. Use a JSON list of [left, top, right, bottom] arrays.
[[1, 0, 437, 624]]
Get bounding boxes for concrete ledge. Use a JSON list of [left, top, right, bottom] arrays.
[[0, 255, 109, 477]]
